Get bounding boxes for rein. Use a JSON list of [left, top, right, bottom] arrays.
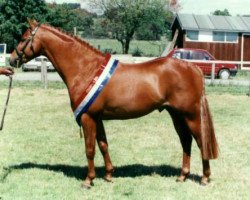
[[0, 76, 13, 131]]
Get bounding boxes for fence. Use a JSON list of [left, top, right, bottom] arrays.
[[1, 54, 250, 94], [114, 56, 250, 95], [182, 59, 250, 85]]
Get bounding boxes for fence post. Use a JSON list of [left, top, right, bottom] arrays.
[[248, 76, 250, 96], [74, 27, 77, 36], [41, 58, 48, 89], [211, 63, 215, 85]]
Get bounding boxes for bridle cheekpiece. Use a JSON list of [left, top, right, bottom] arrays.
[[15, 24, 40, 66]]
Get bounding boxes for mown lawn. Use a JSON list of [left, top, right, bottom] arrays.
[[0, 81, 249, 200], [85, 38, 167, 57]]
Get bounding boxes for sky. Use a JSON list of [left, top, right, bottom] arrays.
[[45, 0, 250, 16]]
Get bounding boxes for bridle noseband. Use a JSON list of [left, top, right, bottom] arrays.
[[15, 24, 40, 64]]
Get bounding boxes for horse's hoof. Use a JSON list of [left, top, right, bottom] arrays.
[[200, 177, 209, 186], [104, 175, 113, 183], [81, 181, 94, 189], [176, 175, 186, 183]]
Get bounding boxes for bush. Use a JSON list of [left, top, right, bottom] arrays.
[[132, 47, 143, 57]]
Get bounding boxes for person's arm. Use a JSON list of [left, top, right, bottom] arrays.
[[0, 67, 14, 76]]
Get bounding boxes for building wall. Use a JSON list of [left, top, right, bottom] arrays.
[[171, 17, 250, 62], [183, 33, 250, 61], [242, 35, 250, 61]]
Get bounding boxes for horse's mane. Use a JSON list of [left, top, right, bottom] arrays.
[[41, 23, 105, 56]]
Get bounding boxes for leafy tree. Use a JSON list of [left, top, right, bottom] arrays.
[[73, 8, 95, 37], [0, 0, 49, 52], [135, 2, 169, 40], [66, 3, 81, 10], [92, 17, 110, 38], [212, 9, 231, 16], [46, 3, 78, 32], [90, 0, 169, 54], [47, 3, 95, 36], [0, 1, 95, 52]]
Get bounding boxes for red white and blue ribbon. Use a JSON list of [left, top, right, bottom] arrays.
[[74, 54, 119, 125]]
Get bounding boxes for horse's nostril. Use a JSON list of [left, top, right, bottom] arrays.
[[9, 58, 18, 67], [9, 59, 14, 66]]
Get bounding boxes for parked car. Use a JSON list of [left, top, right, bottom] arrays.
[[22, 56, 54, 71], [166, 48, 238, 79]]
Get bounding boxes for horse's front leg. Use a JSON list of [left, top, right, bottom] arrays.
[[96, 120, 114, 182], [81, 114, 97, 188]]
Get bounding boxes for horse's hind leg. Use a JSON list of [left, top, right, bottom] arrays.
[[96, 120, 114, 182], [184, 113, 211, 185], [167, 108, 193, 182]]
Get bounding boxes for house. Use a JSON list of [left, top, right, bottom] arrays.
[[171, 14, 250, 62]]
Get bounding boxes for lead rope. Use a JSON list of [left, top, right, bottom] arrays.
[[79, 125, 83, 138], [0, 76, 13, 131]]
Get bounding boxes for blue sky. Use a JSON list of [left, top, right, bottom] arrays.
[[45, 0, 250, 16]]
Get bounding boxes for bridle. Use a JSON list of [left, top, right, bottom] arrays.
[[14, 24, 40, 66]]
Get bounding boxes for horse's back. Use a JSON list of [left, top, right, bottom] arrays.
[[91, 57, 204, 118], [116, 57, 204, 102]]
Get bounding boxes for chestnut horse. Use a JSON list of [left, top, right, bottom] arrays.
[[10, 20, 218, 188]]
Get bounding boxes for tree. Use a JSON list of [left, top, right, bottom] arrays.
[[0, 1, 95, 51], [46, 3, 80, 33], [47, 3, 95, 36], [92, 17, 110, 38], [212, 9, 231, 16], [73, 8, 95, 37], [89, 0, 169, 54], [136, 2, 169, 40], [0, 0, 49, 52]]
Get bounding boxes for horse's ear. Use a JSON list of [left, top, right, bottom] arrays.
[[27, 18, 38, 29]]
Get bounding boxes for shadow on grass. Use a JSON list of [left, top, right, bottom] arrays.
[[2, 162, 201, 183]]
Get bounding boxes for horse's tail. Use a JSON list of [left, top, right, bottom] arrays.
[[200, 93, 219, 160]]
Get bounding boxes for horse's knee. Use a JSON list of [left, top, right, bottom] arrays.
[[98, 141, 108, 152], [86, 148, 95, 160]]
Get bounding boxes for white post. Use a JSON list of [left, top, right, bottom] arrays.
[[74, 27, 77, 36], [211, 63, 215, 85], [41, 58, 44, 83], [41, 58, 47, 89]]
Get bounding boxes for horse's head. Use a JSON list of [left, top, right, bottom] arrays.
[[10, 19, 42, 68]]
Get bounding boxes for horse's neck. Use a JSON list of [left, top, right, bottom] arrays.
[[40, 29, 105, 108]]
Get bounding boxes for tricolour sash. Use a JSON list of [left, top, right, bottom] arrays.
[[74, 54, 119, 125]]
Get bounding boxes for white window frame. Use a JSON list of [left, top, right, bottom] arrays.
[[185, 30, 238, 43], [212, 31, 238, 43], [185, 30, 199, 41]]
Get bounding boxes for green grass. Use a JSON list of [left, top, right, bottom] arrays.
[[85, 38, 167, 57], [206, 85, 250, 95], [0, 82, 249, 199]]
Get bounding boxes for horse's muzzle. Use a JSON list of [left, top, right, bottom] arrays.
[[9, 56, 20, 68]]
